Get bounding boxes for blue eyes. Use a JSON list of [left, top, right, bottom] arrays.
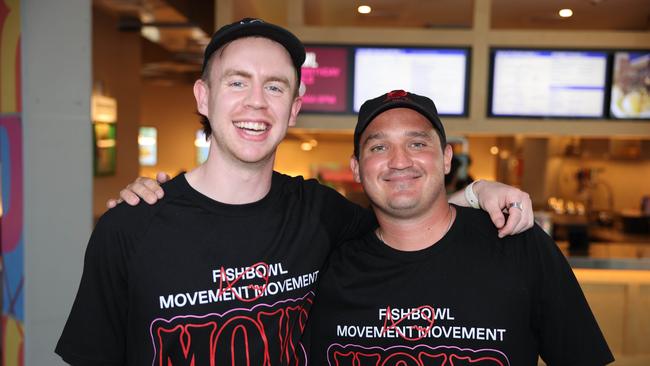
[[226, 80, 284, 94], [266, 85, 284, 93]]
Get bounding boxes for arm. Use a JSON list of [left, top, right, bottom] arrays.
[[55, 212, 129, 365], [111, 174, 532, 237], [448, 179, 533, 237]]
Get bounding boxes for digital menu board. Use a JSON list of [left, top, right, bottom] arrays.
[[353, 47, 469, 115], [610, 51, 650, 119], [300, 46, 350, 113], [490, 49, 608, 118]]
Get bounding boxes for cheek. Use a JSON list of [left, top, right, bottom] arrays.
[[359, 158, 382, 180]]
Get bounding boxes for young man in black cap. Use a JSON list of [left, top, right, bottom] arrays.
[[56, 19, 533, 365], [306, 90, 613, 365]]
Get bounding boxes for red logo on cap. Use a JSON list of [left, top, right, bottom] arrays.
[[386, 89, 409, 101]]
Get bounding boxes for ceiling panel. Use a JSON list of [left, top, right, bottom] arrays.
[[492, 0, 650, 30]]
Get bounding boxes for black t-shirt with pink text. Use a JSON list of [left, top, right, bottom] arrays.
[[56, 173, 372, 366], [307, 206, 613, 366]]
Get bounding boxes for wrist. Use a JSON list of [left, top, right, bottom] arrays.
[[464, 180, 482, 209]]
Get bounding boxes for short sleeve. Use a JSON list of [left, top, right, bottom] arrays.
[[318, 184, 376, 248], [55, 212, 130, 365], [530, 227, 614, 365]]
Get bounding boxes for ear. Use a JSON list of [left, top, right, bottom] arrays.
[[350, 155, 361, 183], [443, 144, 453, 175], [194, 79, 209, 117], [288, 97, 303, 127]]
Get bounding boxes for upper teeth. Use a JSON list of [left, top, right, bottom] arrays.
[[235, 121, 267, 131]]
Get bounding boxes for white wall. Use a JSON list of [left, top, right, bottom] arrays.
[[22, 0, 92, 364]]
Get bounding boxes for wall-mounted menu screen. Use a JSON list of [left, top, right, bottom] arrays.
[[353, 47, 469, 115], [610, 51, 650, 119], [490, 49, 608, 118], [300, 46, 350, 113]]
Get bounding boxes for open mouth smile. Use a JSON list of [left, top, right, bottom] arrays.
[[233, 121, 270, 136]]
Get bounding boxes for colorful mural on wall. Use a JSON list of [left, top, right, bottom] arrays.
[[0, 0, 24, 364]]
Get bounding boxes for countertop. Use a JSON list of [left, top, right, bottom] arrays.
[[557, 241, 650, 270]]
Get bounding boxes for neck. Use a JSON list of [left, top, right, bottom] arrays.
[[185, 147, 275, 205], [376, 201, 455, 252]]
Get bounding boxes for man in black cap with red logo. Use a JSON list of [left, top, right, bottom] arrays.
[[56, 18, 534, 365], [306, 90, 613, 366]]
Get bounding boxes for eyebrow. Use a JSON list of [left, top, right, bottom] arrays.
[[221, 69, 291, 88], [362, 129, 434, 146], [221, 69, 252, 82], [405, 130, 434, 139], [362, 131, 387, 147]]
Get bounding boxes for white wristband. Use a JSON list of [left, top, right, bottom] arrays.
[[464, 180, 481, 209]]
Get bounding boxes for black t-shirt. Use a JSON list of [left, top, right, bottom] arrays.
[[307, 205, 614, 366], [55, 173, 373, 365]]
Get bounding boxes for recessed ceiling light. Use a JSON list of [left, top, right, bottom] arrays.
[[358, 5, 372, 14], [559, 8, 573, 18]]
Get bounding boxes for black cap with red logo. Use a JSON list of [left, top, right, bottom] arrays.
[[354, 90, 447, 157]]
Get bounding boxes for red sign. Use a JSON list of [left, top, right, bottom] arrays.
[[301, 47, 349, 112]]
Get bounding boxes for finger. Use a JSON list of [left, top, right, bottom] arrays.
[[156, 171, 170, 184], [106, 199, 117, 209], [513, 215, 531, 235], [508, 194, 533, 235], [498, 205, 522, 237], [482, 199, 506, 231], [142, 177, 165, 199], [130, 181, 160, 205], [521, 208, 535, 233], [120, 187, 141, 206]]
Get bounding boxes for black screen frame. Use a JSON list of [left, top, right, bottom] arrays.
[[351, 44, 472, 118], [487, 47, 612, 120]]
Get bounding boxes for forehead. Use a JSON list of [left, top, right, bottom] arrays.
[[362, 108, 435, 138], [209, 37, 296, 78]]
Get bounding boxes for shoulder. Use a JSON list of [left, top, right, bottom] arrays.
[[455, 205, 554, 257], [272, 171, 350, 203], [454, 205, 501, 241], [94, 176, 184, 241], [274, 171, 335, 193]]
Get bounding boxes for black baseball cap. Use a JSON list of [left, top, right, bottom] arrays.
[[202, 18, 305, 84], [354, 90, 447, 157]]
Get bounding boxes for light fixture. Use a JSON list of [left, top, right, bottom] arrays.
[[92, 95, 117, 123], [358, 5, 372, 14], [559, 8, 573, 18], [300, 142, 313, 151], [490, 146, 499, 155]]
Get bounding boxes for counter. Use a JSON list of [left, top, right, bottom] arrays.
[[548, 236, 650, 362]]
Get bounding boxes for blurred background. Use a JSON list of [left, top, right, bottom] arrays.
[[4, 0, 650, 364]]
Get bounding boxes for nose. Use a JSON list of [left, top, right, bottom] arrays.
[[387, 146, 413, 169], [244, 84, 268, 109]]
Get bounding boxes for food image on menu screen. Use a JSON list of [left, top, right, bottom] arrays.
[[300, 46, 349, 112], [490, 50, 608, 118], [610, 51, 650, 119], [353, 47, 468, 115]]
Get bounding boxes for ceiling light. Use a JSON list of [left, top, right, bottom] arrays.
[[559, 8, 573, 18], [300, 142, 313, 151], [358, 5, 372, 14]]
